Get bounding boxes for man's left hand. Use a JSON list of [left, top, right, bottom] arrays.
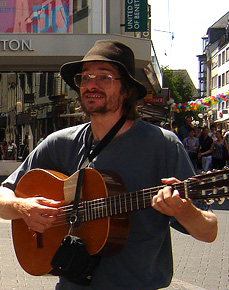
[[151, 177, 192, 217]]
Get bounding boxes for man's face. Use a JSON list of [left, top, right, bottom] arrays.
[[189, 130, 195, 137], [203, 128, 209, 136], [185, 117, 192, 126], [79, 62, 126, 117]]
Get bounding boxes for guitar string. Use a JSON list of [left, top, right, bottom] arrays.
[[51, 182, 190, 228], [51, 176, 229, 228], [51, 188, 160, 228], [52, 185, 229, 228]]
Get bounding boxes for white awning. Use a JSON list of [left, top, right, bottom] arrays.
[[214, 114, 229, 123]]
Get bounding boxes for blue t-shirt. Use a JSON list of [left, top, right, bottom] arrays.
[[3, 119, 201, 290]]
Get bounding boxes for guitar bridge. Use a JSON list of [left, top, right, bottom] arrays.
[[35, 232, 44, 249]]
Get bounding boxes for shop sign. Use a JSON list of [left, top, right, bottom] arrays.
[[125, 0, 147, 32], [144, 96, 164, 104], [0, 0, 73, 33], [0, 39, 34, 51]]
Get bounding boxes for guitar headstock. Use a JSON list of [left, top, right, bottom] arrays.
[[173, 168, 229, 205]]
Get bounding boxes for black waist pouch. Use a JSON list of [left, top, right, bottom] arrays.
[[51, 235, 100, 286]]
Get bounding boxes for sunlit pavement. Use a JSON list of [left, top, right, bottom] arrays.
[[0, 210, 228, 290]]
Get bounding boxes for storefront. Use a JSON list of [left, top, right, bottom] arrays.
[[0, 33, 160, 150]]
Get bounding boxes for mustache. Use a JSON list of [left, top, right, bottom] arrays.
[[81, 89, 106, 97]]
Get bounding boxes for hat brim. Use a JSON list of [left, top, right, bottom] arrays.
[[60, 59, 147, 100]]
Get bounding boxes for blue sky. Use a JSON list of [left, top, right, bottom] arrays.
[[149, 0, 228, 88]]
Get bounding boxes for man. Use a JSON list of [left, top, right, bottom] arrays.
[[209, 124, 217, 141], [0, 40, 217, 290], [178, 115, 196, 143], [5, 140, 16, 160], [198, 126, 213, 172], [183, 127, 199, 171]]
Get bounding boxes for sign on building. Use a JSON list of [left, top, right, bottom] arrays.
[[144, 93, 164, 105], [0, 0, 73, 33], [125, 0, 148, 32]]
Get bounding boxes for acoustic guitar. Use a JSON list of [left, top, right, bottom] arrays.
[[12, 167, 229, 276]]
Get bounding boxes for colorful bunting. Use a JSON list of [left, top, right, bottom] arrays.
[[173, 92, 229, 113]]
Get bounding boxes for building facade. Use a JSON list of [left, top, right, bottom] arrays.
[[197, 12, 229, 128], [0, 0, 166, 155]]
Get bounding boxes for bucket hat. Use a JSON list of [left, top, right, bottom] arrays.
[[60, 40, 147, 99]]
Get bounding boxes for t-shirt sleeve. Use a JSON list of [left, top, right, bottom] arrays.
[[161, 130, 211, 234]]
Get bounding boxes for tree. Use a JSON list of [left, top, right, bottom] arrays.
[[162, 66, 194, 104], [162, 66, 200, 127]]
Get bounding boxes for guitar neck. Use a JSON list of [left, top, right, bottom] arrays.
[[79, 186, 162, 222], [78, 168, 229, 222]]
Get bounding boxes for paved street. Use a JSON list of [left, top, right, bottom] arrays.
[[0, 210, 228, 290]]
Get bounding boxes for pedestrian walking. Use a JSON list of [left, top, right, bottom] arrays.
[[198, 126, 213, 172], [183, 127, 199, 171], [211, 129, 229, 169], [5, 140, 16, 160]]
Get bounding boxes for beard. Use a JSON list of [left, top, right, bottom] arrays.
[[80, 90, 124, 116]]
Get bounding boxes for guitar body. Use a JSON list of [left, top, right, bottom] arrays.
[[12, 167, 229, 276], [12, 168, 129, 276]]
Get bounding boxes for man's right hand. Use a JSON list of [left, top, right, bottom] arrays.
[[16, 197, 62, 233], [0, 186, 62, 233]]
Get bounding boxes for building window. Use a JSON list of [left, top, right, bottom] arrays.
[[47, 73, 54, 97], [226, 48, 229, 62], [222, 73, 225, 87], [212, 56, 217, 69], [39, 73, 46, 97], [222, 50, 225, 65], [226, 71, 229, 84], [218, 75, 221, 88], [218, 54, 221, 66], [212, 75, 217, 89]]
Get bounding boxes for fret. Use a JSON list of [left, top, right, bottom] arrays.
[[142, 191, 147, 207], [91, 200, 94, 220], [119, 195, 122, 214], [83, 202, 87, 222], [124, 193, 127, 213], [93, 200, 96, 220], [90, 201, 93, 221], [136, 191, 139, 210], [149, 189, 152, 201], [114, 195, 117, 215], [130, 192, 133, 212], [101, 198, 104, 218], [105, 197, 108, 217], [109, 196, 113, 216], [97, 199, 100, 219], [87, 201, 90, 221], [142, 189, 146, 208], [100, 199, 103, 218]]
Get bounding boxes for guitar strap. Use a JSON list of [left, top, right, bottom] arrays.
[[52, 115, 127, 285], [69, 114, 127, 232], [79, 114, 126, 169]]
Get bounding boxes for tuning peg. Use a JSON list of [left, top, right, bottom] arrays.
[[217, 198, 225, 205], [206, 199, 215, 205]]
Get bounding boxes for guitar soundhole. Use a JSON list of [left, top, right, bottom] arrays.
[[64, 206, 85, 233]]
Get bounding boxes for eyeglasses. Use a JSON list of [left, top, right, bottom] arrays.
[[74, 73, 121, 89]]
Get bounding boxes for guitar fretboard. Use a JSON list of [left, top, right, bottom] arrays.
[[78, 186, 163, 222], [77, 180, 228, 222]]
